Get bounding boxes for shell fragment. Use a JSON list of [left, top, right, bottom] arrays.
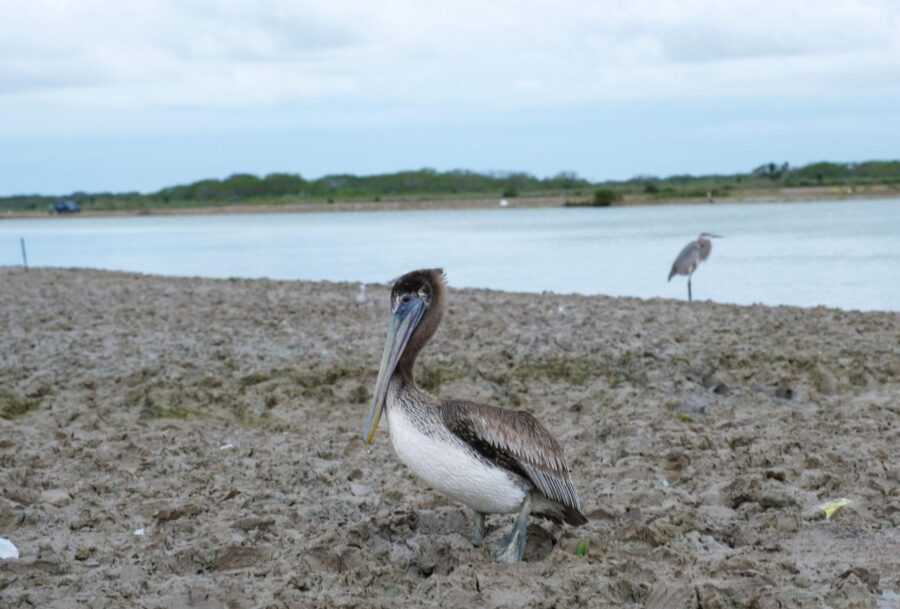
[[0, 537, 19, 560]]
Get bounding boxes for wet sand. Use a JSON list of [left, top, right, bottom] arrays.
[[1, 268, 898, 608]]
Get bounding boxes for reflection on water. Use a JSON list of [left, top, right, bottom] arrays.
[[2, 198, 898, 311]]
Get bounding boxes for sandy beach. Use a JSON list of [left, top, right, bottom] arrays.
[[1, 267, 898, 608]]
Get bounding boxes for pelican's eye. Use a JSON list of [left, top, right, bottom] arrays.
[[393, 291, 418, 313]]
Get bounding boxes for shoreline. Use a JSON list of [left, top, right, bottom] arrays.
[[1, 266, 895, 313], [2, 185, 898, 220]]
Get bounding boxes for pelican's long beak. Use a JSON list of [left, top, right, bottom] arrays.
[[363, 297, 426, 443]]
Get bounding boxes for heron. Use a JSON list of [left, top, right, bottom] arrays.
[[668, 233, 722, 301], [364, 269, 586, 563]]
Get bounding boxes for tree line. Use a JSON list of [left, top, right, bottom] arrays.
[[2, 161, 900, 212]]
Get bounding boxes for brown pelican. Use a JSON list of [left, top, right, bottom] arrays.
[[364, 269, 586, 563], [668, 233, 722, 301]]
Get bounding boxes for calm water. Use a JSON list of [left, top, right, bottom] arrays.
[[2, 199, 898, 311]]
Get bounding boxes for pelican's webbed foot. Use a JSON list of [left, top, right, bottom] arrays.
[[493, 493, 532, 563], [473, 512, 486, 547]]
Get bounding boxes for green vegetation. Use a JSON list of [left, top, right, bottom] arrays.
[[238, 371, 271, 388], [593, 188, 621, 206], [3, 160, 900, 213], [139, 399, 207, 420], [565, 187, 623, 207], [575, 537, 587, 557], [0, 169, 592, 212], [0, 390, 36, 420]]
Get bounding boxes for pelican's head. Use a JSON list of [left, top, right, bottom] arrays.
[[364, 268, 445, 443]]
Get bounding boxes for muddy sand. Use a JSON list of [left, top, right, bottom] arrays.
[[1, 268, 898, 608]]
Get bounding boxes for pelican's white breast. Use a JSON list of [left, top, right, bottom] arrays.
[[385, 388, 525, 515]]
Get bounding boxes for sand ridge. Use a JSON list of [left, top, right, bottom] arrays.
[[1, 267, 898, 608]]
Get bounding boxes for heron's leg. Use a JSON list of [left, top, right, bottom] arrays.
[[473, 512, 486, 547], [687, 276, 693, 302], [493, 493, 532, 563]]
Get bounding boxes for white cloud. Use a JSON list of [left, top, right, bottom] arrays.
[[0, 0, 898, 132]]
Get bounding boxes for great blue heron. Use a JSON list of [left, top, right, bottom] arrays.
[[668, 233, 722, 301]]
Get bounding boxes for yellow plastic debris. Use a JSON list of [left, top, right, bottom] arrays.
[[819, 498, 851, 519]]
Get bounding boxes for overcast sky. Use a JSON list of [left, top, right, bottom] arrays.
[[2, 0, 899, 195]]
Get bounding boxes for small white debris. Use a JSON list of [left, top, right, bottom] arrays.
[[133, 528, 145, 537], [354, 283, 368, 304], [499, 198, 509, 208], [659, 478, 670, 489], [557, 305, 566, 314], [0, 537, 19, 560], [219, 443, 236, 451], [350, 482, 373, 497]]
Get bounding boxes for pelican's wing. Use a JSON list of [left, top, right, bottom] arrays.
[[698, 238, 713, 261], [442, 401, 586, 523]]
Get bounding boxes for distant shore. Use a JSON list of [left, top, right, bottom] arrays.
[[1, 184, 898, 220]]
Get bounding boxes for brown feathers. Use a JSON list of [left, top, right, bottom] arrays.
[[442, 401, 586, 525], [388, 268, 587, 527]]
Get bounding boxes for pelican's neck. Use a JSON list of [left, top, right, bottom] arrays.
[[395, 344, 421, 385], [387, 369, 438, 417]]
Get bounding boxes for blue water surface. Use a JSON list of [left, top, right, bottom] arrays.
[[2, 198, 898, 311]]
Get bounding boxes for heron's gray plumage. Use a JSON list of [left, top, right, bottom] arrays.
[[698, 236, 713, 262], [669, 234, 715, 280], [668, 233, 720, 301], [669, 241, 700, 280]]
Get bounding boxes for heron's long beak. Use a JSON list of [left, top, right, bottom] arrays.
[[363, 297, 426, 443]]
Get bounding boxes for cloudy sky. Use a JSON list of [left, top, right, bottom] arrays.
[[2, 0, 899, 195]]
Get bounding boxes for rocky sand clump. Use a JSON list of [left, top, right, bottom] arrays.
[[1, 268, 898, 608]]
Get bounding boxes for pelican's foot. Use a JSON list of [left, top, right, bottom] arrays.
[[492, 492, 532, 564], [473, 512, 486, 547], [492, 521, 527, 563]]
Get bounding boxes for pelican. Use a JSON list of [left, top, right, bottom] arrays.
[[364, 269, 586, 563], [668, 233, 722, 301]]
